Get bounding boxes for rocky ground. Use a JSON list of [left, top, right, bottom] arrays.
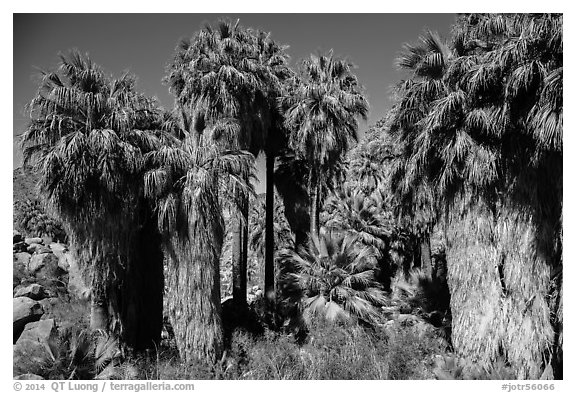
[[13, 230, 90, 379]]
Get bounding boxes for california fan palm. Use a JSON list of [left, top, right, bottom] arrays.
[[390, 14, 562, 378], [144, 124, 254, 363], [165, 19, 292, 307], [21, 50, 165, 350], [282, 51, 369, 244], [278, 230, 387, 327]]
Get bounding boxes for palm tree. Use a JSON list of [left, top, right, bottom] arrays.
[[249, 192, 294, 265], [346, 115, 400, 195], [165, 19, 292, 307], [21, 50, 165, 350], [322, 186, 396, 289], [388, 31, 453, 279], [391, 14, 562, 378], [144, 127, 253, 363], [278, 229, 388, 327], [282, 51, 369, 244]]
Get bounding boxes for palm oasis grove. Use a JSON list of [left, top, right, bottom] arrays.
[[13, 13, 562, 380]]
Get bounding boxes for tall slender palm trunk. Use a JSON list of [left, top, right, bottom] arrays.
[[264, 150, 276, 302], [308, 172, 320, 244], [232, 206, 248, 308], [420, 234, 432, 278]]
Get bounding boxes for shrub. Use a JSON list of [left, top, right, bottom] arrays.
[[223, 318, 445, 379], [14, 199, 66, 241], [433, 354, 517, 380]]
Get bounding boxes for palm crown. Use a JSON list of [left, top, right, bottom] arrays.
[[278, 230, 387, 326]]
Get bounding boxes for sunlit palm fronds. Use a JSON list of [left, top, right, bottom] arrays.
[[278, 230, 387, 327], [20, 50, 167, 345], [281, 51, 369, 241]]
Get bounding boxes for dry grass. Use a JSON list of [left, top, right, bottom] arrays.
[[120, 319, 446, 380]]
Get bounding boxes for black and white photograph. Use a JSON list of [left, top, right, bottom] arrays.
[[9, 7, 565, 385]]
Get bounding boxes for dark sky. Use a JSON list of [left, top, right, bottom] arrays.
[[13, 13, 456, 192]]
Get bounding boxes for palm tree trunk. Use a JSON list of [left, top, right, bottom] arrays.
[[264, 151, 275, 302], [412, 236, 422, 270], [166, 233, 224, 364], [120, 209, 164, 350], [420, 234, 432, 278], [447, 205, 555, 379], [309, 177, 320, 243], [232, 209, 248, 308], [90, 297, 108, 331], [89, 248, 113, 332]]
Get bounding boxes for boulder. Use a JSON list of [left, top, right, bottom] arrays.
[[13, 319, 57, 377], [13, 266, 28, 290], [57, 257, 70, 273], [38, 298, 60, 316], [49, 243, 70, 272], [14, 284, 47, 301], [27, 244, 52, 254], [14, 252, 31, 270], [42, 236, 53, 245], [13, 297, 44, 343], [14, 374, 44, 380], [29, 253, 61, 279], [24, 237, 43, 245], [49, 243, 68, 256]]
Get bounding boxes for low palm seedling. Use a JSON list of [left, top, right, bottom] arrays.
[[278, 229, 388, 327]]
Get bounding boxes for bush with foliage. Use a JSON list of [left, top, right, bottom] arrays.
[[14, 199, 66, 241]]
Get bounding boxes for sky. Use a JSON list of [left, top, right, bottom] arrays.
[[13, 13, 456, 192]]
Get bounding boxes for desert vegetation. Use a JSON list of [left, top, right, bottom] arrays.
[[13, 13, 562, 380]]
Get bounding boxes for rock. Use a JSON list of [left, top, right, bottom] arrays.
[[13, 253, 30, 289], [14, 284, 47, 301], [49, 242, 68, 255], [49, 243, 70, 271], [42, 236, 53, 245], [396, 313, 421, 326], [414, 320, 435, 339], [14, 252, 32, 270], [29, 253, 60, 278], [38, 298, 60, 315], [27, 244, 51, 254], [57, 257, 70, 272], [13, 297, 44, 343], [14, 374, 44, 380], [24, 237, 43, 245], [13, 230, 23, 244], [13, 319, 57, 377]]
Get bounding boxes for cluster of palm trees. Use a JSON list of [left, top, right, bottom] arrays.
[[389, 13, 562, 378], [20, 14, 562, 379], [278, 12, 562, 379], [22, 19, 369, 364]]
